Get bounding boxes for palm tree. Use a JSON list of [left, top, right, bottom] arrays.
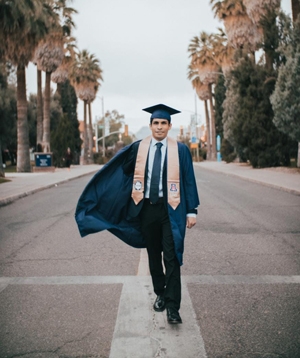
[[87, 83, 101, 164], [0, 0, 57, 172], [70, 50, 103, 164], [36, 66, 43, 151], [243, 0, 280, 25], [188, 67, 212, 159], [34, 0, 77, 153], [210, 0, 261, 52], [212, 28, 236, 75], [188, 32, 220, 160], [243, 0, 281, 71], [51, 36, 77, 96]]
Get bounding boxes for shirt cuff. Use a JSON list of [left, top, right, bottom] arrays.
[[186, 213, 196, 218]]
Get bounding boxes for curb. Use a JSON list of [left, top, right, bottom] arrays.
[[0, 170, 98, 207], [194, 163, 300, 196]]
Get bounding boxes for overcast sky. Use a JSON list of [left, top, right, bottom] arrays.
[[26, 0, 292, 134]]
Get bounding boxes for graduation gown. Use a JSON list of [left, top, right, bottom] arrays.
[[75, 140, 199, 265]]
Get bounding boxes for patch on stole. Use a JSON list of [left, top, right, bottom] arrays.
[[134, 180, 142, 191], [169, 183, 178, 192]]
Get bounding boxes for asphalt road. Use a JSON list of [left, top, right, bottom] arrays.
[[0, 167, 299, 358]]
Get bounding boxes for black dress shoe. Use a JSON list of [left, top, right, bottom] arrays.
[[153, 295, 165, 312], [166, 308, 182, 324]]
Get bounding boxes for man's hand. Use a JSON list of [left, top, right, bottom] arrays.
[[186, 216, 196, 229]]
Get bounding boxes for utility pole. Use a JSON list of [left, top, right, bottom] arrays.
[[195, 92, 200, 161], [101, 97, 105, 158], [95, 116, 100, 153], [195, 92, 198, 125]]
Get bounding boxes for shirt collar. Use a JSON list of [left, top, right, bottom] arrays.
[[151, 137, 167, 147]]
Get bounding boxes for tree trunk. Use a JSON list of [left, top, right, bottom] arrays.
[[36, 68, 43, 150], [265, 52, 273, 72], [0, 140, 5, 178], [250, 51, 256, 65], [16, 65, 31, 172], [292, 0, 300, 22], [56, 82, 62, 98], [209, 83, 217, 160], [292, 2, 300, 168], [297, 142, 300, 168], [42, 71, 51, 152], [204, 100, 211, 160], [88, 102, 94, 164], [83, 100, 88, 164]]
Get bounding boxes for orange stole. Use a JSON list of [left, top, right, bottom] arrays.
[[131, 136, 180, 210]]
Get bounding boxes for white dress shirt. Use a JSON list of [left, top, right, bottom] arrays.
[[145, 138, 166, 199], [144, 137, 196, 218]]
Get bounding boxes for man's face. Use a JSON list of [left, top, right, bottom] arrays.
[[149, 119, 172, 141]]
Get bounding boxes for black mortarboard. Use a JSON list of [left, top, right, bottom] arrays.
[[142, 104, 181, 122]]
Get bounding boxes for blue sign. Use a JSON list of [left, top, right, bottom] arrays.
[[35, 153, 52, 167], [216, 135, 221, 151], [191, 136, 197, 143]]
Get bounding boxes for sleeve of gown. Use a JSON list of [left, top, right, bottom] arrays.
[[122, 142, 139, 175], [180, 144, 200, 213]]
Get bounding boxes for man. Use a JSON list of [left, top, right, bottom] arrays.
[[75, 104, 199, 324]]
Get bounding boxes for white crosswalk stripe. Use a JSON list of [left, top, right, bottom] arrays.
[[1, 272, 299, 357]]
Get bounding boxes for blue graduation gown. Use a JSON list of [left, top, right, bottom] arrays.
[[75, 140, 199, 265]]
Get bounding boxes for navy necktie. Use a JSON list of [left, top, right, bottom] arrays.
[[149, 142, 163, 204]]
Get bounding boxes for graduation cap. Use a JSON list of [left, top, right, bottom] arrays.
[[142, 104, 181, 122]]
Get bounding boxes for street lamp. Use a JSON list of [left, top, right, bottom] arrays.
[[100, 96, 105, 158], [94, 96, 105, 157]]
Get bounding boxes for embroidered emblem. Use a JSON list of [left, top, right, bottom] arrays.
[[170, 183, 178, 192], [134, 180, 142, 191]]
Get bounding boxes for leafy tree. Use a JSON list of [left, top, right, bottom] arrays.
[[60, 80, 81, 156], [292, 0, 300, 22], [34, 0, 77, 152], [27, 94, 38, 149], [0, 0, 58, 172], [50, 80, 81, 166], [24, 80, 81, 168], [51, 113, 74, 167], [97, 110, 123, 147], [0, 64, 17, 175], [258, 7, 281, 71], [106, 110, 125, 147], [96, 110, 133, 161], [214, 74, 226, 136], [270, 14, 300, 166], [221, 138, 236, 163], [226, 57, 296, 168], [50, 92, 63, 133]]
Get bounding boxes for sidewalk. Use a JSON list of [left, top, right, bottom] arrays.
[[195, 161, 300, 195], [0, 161, 299, 207], [0, 164, 101, 207]]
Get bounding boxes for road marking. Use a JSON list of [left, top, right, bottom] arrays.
[[109, 277, 207, 358], [184, 275, 300, 284], [137, 248, 150, 276], [1, 275, 299, 286], [1, 275, 299, 357]]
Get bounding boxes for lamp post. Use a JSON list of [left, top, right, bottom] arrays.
[[95, 119, 99, 153], [100, 97, 105, 158], [94, 96, 105, 156], [181, 106, 202, 162]]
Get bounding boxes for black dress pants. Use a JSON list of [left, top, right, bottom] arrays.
[[140, 199, 181, 310]]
